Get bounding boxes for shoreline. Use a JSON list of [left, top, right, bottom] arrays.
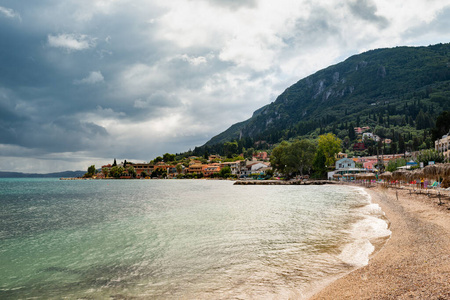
[[309, 185, 450, 299]]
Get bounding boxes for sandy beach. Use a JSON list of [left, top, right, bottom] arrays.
[[310, 186, 450, 299]]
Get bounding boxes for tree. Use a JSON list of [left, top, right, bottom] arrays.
[[153, 156, 163, 163], [416, 150, 444, 166], [348, 122, 356, 141], [110, 166, 124, 178], [317, 133, 342, 167], [390, 141, 398, 155], [286, 139, 316, 176], [219, 166, 231, 178], [270, 139, 316, 177], [270, 141, 289, 176], [102, 167, 109, 178], [84, 165, 96, 177], [127, 166, 137, 178], [312, 148, 327, 179], [176, 164, 183, 174], [244, 148, 255, 160], [224, 141, 238, 158], [163, 153, 176, 162], [386, 158, 407, 172], [87, 165, 96, 176], [432, 111, 450, 141]]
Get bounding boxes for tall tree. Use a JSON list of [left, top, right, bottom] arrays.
[[312, 148, 327, 179], [317, 133, 342, 167], [287, 139, 316, 176], [270, 141, 289, 176], [432, 111, 450, 141]]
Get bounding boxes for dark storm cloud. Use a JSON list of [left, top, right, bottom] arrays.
[[284, 7, 341, 50], [348, 0, 389, 28]]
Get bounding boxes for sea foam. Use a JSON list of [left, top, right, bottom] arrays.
[[338, 188, 391, 267]]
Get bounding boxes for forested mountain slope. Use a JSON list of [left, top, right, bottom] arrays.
[[204, 43, 450, 152]]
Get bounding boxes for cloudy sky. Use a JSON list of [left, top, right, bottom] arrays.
[[1, 0, 449, 173]]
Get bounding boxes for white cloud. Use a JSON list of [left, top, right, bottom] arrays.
[[74, 71, 104, 85], [47, 33, 96, 51], [179, 54, 208, 66], [0, 6, 21, 20]]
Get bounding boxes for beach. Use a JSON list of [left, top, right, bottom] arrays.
[[310, 186, 450, 299]]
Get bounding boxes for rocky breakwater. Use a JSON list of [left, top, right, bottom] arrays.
[[234, 180, 338, 185]]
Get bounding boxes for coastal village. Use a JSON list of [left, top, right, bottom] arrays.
[[84, 126, 450, 185], [95, 152, 272, 180]]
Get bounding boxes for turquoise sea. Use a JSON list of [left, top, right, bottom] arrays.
[[0, 179, 390, 299]]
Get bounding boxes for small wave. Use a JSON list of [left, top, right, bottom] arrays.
[[338, 190, 391, 267]]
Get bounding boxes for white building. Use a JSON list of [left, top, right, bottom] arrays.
[[435, 134, 450, 160], [362, 132, 381, 142]]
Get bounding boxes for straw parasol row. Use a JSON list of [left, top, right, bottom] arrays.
[[355, 173, 377, 180], [390, 163, 450, 182]]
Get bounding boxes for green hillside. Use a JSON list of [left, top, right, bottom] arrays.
[[201, 43, 450, 156]]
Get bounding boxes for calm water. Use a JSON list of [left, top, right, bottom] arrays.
[[0, 179, 390, 299]]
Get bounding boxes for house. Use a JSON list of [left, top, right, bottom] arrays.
[[208, 155, 221, 162], [253, 152, 268, 161], [203, 164, 221, 177], [242, 161, 270, 176], [363, 132, 381, 142], [363, 159, 377, 170], [130, 163, 154, 177], [353, 142, 366, 150], [188, 163, 207, 174], [335, 158, 355, 170], [336, 152, 348, 159], [221, 161, 246, 176]]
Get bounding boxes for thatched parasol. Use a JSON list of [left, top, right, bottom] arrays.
[[406, 169, 424, 182], [332, 173, 342, 178], [379, 171, 392, 180], [355, 172, 376, 180], [364, 173, 377, 180], [422, 164, 439, 180], [392, 169, 408, 181]]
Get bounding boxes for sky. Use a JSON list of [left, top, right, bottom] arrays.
[[0, 0, 449, 173]]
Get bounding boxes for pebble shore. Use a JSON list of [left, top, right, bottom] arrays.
[[310, 186, 450, 299]]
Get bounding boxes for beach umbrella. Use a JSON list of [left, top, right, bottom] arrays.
[[406, 169, 423, 181], [423, 164, 439, 180], [379, 171, 392, 180], [392, 169, 407, 181], [441, 163, 450, 178], [361, 173, 376, 181]]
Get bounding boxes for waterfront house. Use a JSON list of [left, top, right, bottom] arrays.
[[335, 158, 355, 170]]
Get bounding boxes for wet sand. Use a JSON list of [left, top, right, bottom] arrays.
[[310, 186, 450, 299]]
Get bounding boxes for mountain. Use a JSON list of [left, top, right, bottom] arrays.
[[0, 171, 86, 178], [205, 43, 450, 148]]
